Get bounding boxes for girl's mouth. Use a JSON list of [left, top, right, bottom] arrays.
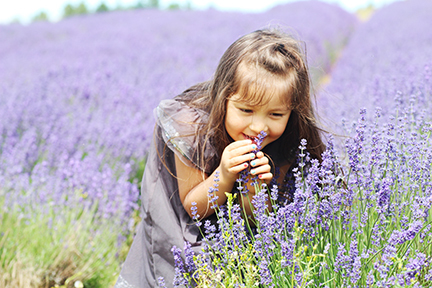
[[243, 133, 255, 141], [243, 133, 259, 143], [243, 131, 267, 149]]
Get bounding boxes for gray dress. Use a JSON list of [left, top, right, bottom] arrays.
[[115, 98, 217, 288]]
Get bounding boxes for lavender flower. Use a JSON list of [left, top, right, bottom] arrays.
[[171, 246, 187, 287], [157, 277, 167, 288], [208, 171, 220, 209], [251, 131, 268, 152], [238, 131, 267, 189], [258, 259, 272, 286], [376, 177, 393, 215], [190, 202, 199, 221], [183, 241, 196, 274]]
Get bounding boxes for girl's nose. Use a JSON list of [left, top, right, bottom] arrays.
[[249, 118, 267, 134]]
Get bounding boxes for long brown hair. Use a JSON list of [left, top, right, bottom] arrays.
[[177, 28, 325, 173]]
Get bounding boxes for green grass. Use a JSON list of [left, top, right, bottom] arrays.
[[0, 197, 130, 288]]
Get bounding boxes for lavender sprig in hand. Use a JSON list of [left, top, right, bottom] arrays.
[[236, 131, 268, 194]]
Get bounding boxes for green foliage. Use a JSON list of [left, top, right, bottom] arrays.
[[96, 3, 110, 13], [0, 197, 124, 288], [134, 1, 146, 9], [58, 0, 188, 19], [148, 0, 160, 8], [130, 0, 160, 9], [63, 2, 89, 18], [32, 11, 49, 22], [63, 4, 75, 18], [132, 157, 147, 192], [76, 3, 89, 15], [168, 3, 181, 10]]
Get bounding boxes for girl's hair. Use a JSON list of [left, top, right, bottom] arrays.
[[177, 28, 325, 173]]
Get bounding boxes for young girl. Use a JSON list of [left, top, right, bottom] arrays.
[[115, 28, 325, 288]]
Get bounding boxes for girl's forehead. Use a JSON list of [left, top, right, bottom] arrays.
[[230, 92, 289, 109], [231, 65, 293, 107]]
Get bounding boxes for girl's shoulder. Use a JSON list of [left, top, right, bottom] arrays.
[[155, 98, 208, 141], [155, 98, 216, 172]]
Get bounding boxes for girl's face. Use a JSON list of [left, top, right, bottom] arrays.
[[225, 92, 291, 149]]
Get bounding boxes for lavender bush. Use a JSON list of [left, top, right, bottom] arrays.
[[170, 127, 432, 287], [170, 0, 432, 287], [0, 2, 357, 286]]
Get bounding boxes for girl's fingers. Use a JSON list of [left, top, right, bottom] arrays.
[[250, 156, 269, 168], [226, 141, 257, 155], [222, 140, 271, 175], [228, 162, 250, 174], [257, 172, 273, 181], [250, 164, 271, 177], [223, 152, 254, 168], [255, 151, 264, 158], [223, 146, 257, 168], [225, 139, 253, 150]]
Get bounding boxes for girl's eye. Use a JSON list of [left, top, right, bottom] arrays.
[[271, 113, 284, 117], [240, 108, 253, 113]]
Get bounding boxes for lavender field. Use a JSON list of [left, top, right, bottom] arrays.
[[1, 0, 431, 287]]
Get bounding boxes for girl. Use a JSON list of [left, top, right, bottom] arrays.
[[115, 28, 325, 288]]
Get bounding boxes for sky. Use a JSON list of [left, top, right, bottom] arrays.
[[0, 0, 403, 25]]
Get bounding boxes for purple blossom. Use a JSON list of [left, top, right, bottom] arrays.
[[183, 241, 197, 274], [203, 220, 217, 241], [258, 259, 273, 286], [171, 246, 188, 287], [208, 171, 220, 209], [280, 240, 294, 268], [376, 177, 393, 214], [238, 131, 267, 189], [403, 253, 428, 284], [270, 184, 279, 202], [190, 201, 199, 221], [251, 131, 267, 152], [157, 277, 167, 288]]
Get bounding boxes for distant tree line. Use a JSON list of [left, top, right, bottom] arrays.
[[31, 0, 191, 23]]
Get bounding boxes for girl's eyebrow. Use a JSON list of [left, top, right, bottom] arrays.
[[232, 102, 253, 108], [268, 106, 291, 112]]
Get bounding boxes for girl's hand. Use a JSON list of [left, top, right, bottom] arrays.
[[219, 140, 257, 183], [250, 151, 272, 181], [219, 140, 272, 183]]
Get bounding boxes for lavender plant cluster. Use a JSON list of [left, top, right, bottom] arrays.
[[0, 3, 356, 229], [169, 1, 432, 287], [315, 1, 432, 284], [318, 0, 432, 130], [170, 131, 432, 287]]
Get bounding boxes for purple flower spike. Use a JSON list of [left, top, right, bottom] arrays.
[[251, 131, 268, 153], [237, 130, 267, 190], [208, 172, 220, 209], [171, 246, 187, 287], [157, 277, 167, 288], [184, 241, 197, 274]]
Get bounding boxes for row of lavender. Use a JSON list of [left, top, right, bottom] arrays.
[[0, 2, 357, 228], [171, 1, 432, 287], [315, 0, 432, 285]]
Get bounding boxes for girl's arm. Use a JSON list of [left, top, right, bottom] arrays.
[[175, 139, 273, 219], [175, 155, 228, 219]]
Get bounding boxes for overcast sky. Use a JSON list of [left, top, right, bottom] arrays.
[[0, 0, 403, 24]]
